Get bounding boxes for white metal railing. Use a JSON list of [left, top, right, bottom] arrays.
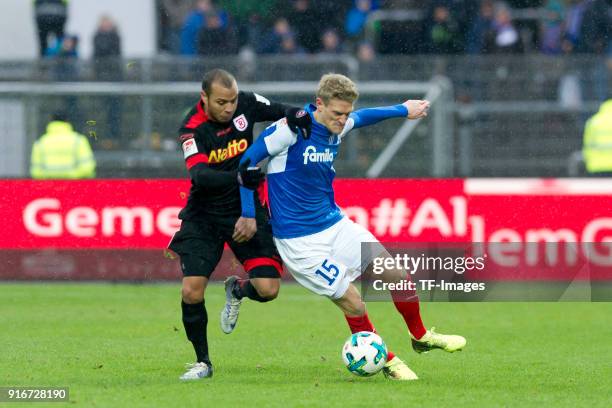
[[455, 101, 600, 177], [366, 76, 454, 177]]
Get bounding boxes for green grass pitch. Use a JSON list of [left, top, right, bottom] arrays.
[[1, 283, 610, 407]]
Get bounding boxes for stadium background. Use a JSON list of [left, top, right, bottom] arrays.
[[1, 1, 611, 407]]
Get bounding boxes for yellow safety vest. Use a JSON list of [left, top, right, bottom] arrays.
[[30, 121, 96, 179], [583, 100, 612, 173]]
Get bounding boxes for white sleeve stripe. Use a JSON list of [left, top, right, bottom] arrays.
[[267, 154, 288, 174], [263, 120, 298, 156], [338, 117, 355, 140], [254, 93, 271, 105]]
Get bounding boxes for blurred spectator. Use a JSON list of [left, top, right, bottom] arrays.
[[180, 0, 229, 55], [93, 16, 122, 80], [423, 3, 464, 54], [217, 0, 279, 48], [561, 0, 611, 101], [561, 0, 592, 54], [450, 0, 481, 39], [280, 33, 306, 54], [484, 3, 523, 53], [34, 0, 68, 57], [258, 17, 293, 54], [313, 0, 352, 34], [46, 34, 80, 125], [30, 112, 96, 179], [579, 0, 611, 102], [197, 12, 237, 55], [574, 0, 610, 54], [46, 34, 77, 60], [93, 16, 123, 146], [356, 40, 379, 79], [582, 100, 612, 175], [357, 41, 376, 62], [287, 0, 320, 52], [540, 0, 565, 54], [160, 0, 195, 54], [466, 0, 495, 53], [345, 0, 379, 39], [506, 0, 543, 6], [320, 29, 344, 54]]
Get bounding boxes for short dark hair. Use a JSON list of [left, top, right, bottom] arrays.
[[201, 69, 236, 94]]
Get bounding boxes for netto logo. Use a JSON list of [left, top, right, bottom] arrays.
[[303, 146, 334, 165], [209, 138, 248, 163]]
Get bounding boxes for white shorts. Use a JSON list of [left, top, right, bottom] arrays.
[[274, 217, 385, 299]]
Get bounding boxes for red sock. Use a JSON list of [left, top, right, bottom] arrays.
[[391, 295, 427, 340], [344, 313, 395, 361]]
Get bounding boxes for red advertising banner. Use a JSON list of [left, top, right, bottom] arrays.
[[0, 180, 189, 249], [335, 178, 612, 244], [1, 179, 611, 282], [3, 178, 612, 249]]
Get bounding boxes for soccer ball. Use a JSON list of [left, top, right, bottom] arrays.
[[342, 331, 388, 377]]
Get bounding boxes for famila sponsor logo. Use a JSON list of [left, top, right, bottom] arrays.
[[303, 146, 334, 165]]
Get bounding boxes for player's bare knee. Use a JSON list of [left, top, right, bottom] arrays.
[[253, 279, 279, 300], [181, 277, 207, 303], [181, 286, 203, 303], [257, 287, 278, 301]]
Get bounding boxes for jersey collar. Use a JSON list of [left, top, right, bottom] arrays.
[[305, 103, 334, 136]]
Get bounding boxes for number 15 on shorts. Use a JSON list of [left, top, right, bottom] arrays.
[[315, 259, 339, 286]]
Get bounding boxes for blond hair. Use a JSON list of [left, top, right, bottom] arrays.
[[316, 73, 359, 104]]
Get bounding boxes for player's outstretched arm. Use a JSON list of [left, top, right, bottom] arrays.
[[349, 100, 430, 130], [403, 100, 430, 119]]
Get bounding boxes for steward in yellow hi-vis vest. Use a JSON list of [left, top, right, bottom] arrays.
[[30, 115, 96, 179], [583, 100, 612, 174]]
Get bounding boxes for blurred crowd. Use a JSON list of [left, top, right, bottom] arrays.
[[35, 0, 612, 65], [155, 0, 612, 62]]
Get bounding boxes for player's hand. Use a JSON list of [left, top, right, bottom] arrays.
[[403, 100, 430, 119], [237, 158, 265, 190], [285, 107, 311, 139], [233, 217, 257, 243]]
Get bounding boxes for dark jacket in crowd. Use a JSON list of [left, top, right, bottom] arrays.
[[93, 29, 122, 80]]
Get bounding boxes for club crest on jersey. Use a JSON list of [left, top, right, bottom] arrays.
[[303, 145, 334, 165], [233, 114, 248, 132]]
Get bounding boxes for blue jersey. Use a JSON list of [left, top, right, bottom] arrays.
[[240, 103, 408, 239]]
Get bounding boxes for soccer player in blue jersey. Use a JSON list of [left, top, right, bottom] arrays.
[[232, 74, 466, 380]]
